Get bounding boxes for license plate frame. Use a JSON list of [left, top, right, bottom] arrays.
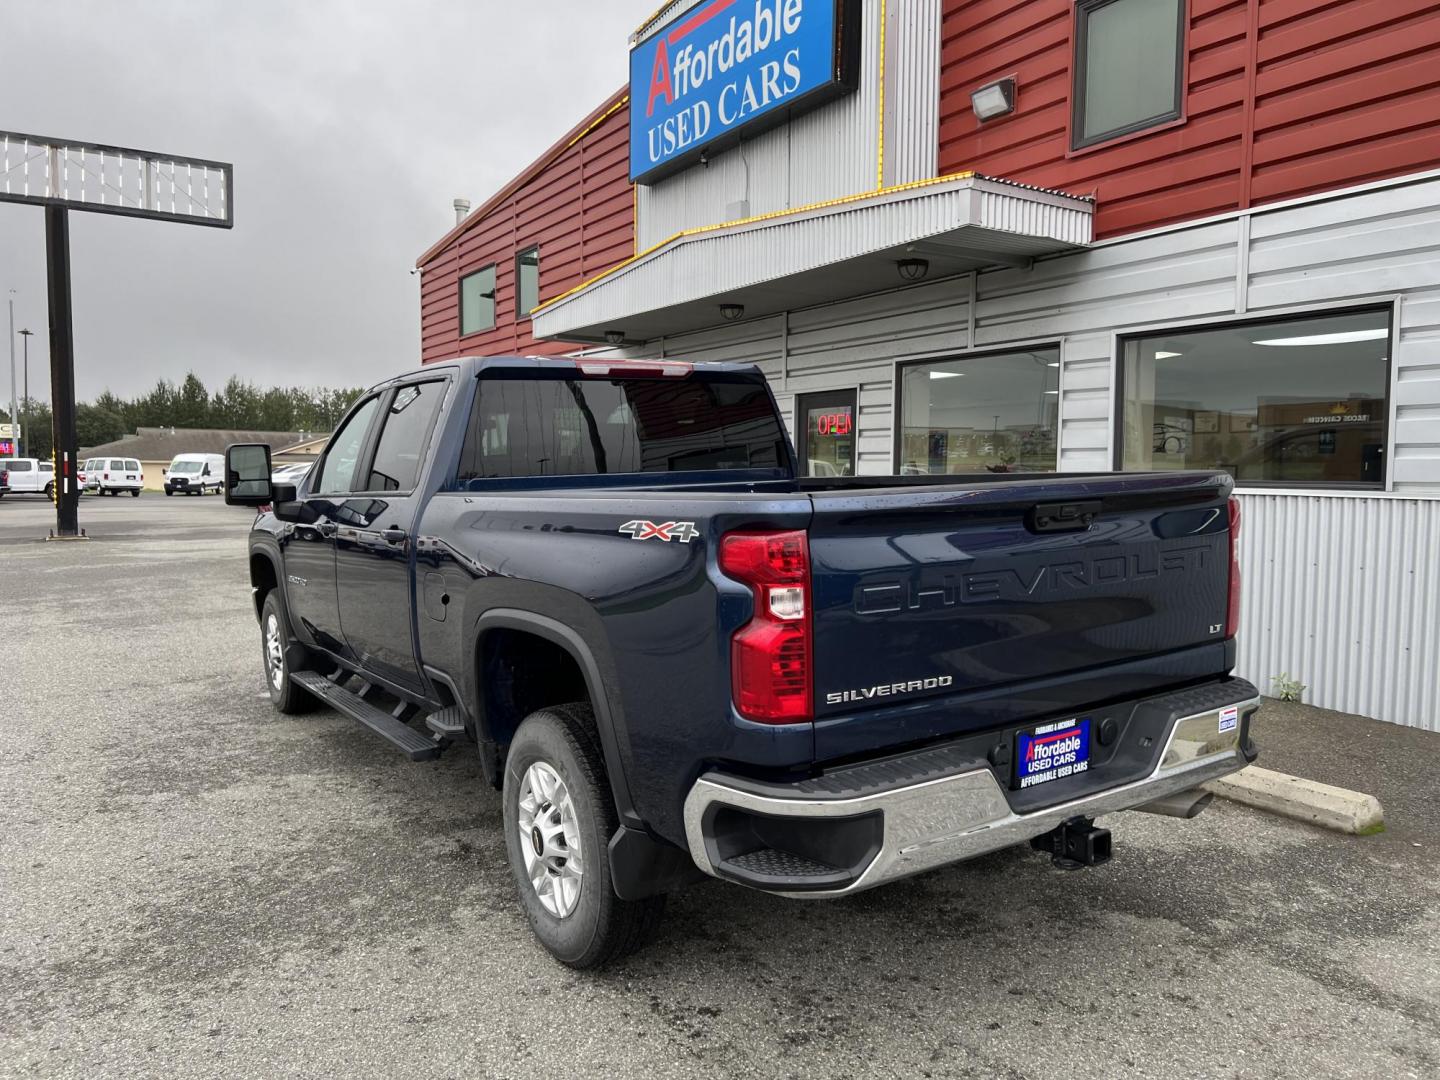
[[1015, 717, 1091, 791]]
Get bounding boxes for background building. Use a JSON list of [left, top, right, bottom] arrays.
[[419, 0, 1440, 730]]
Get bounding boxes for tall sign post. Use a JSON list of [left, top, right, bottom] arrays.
[[0, 132, 232, 538]]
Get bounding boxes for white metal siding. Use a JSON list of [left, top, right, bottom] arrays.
[[1235, 493, 1440, 731], [883, 0, 940, 186]]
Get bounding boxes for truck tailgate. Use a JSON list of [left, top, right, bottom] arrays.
[[807, 472, 1233, 750]]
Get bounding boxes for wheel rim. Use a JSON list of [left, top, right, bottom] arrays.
[[516, 761, 584, 918], [263, 613, 284, 691]]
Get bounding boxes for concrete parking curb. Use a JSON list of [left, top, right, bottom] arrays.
[[1204, 766, 1385, 835]]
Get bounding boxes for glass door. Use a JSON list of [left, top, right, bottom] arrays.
[[797, 389, 857, 477]]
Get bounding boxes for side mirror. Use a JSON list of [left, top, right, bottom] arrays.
[[225, 443, 273, 506], [162, 468, 168, 475], [202, 465, 211, 477]]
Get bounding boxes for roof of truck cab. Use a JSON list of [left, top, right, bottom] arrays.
[[389, 355, 766, 387]]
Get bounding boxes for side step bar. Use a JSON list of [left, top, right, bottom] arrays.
[[291, 670, 442, 761]]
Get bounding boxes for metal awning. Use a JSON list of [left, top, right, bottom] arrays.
[[532, 173, 1093, 345]]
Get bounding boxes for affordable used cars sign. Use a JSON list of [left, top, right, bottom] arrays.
[[629, 0, 859, 183]]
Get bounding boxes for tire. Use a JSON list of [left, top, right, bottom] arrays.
[[165, 489, 173, 496], [43, 482, 54, 499], [259, 591, 318, 714], [503, 704, 665, 969], [130, 488, 140, 497]]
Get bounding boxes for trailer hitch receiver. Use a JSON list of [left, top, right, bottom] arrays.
[[1031, 816, 1112, 870]]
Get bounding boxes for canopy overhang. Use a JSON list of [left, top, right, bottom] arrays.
[[532, 173, 1093, 345]]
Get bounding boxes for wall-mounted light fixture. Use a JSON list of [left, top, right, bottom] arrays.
[[604, 329, 626, 345], [720, 303, 745, 321], [971, 77, 1017, 123], [896, 258, 929, 282]]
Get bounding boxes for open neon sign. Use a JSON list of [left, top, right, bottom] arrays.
[[815, 411, 852, 436]]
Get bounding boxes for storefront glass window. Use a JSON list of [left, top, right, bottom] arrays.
[[1118, 308, 1391, 487], [898, 349, 1060, 474], [797, 390, 857, 477]]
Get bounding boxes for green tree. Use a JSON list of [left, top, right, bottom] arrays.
[[173, 372, 210, 428], [75, 403, 126, 448]]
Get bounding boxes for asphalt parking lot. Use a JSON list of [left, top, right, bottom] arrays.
[[2, 495, 1438, 1079]]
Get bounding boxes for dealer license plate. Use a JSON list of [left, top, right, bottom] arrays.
[[1016, 718, 1091, 790]]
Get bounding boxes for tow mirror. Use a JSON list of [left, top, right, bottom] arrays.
[[225, 443, 273, 507]]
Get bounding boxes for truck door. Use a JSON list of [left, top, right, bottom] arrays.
[[334, 379, 448, 693], [286, 394, 384, 657]]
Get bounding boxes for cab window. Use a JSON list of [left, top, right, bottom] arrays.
[[366, 382, 446, 492], [316, 396, 382, 494]]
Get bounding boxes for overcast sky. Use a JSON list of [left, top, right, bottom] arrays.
[[1, 0, 638, 402]]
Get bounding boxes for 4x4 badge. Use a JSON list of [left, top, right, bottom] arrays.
[[619, 520, 699, 543]]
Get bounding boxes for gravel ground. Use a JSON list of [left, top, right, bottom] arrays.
[[2, 495, 1438, 1079]]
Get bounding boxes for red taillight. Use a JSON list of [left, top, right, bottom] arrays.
[[719, 529, 812, 723], [1226, 496, 1242, 639]]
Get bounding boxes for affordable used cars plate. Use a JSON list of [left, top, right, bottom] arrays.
[[1016, 717, 1091, 790]]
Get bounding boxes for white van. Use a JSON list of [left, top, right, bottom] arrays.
[[82, 456, 144, 496], [0, 457, 57, 498], [163, 453, 225, 496]]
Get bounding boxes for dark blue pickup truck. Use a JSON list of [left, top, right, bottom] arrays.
[[225, 355, 1259, 968]]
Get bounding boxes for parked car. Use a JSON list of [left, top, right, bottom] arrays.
[[224, 355, 1258, 969], [269, 461, 312, 487], [163, 453, 225, 496], [84, 457, 144, 496], [0, 457, 55, 497]]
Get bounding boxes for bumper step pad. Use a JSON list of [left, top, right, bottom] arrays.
[[291, 670, 441, 761]]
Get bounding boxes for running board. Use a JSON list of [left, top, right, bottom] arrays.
[[291, 670, 441, 761]]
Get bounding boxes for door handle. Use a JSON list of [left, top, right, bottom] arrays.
[[380, 526, 408, 545], [317, 521, 338, 537]]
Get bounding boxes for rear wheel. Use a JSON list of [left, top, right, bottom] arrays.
[[43, 482, 54, 499], [130, 488, 140, 497], [503, 704, 665, 968], [260, 591, 318, 714]]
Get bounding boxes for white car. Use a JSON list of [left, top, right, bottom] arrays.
[[164, 452, 225, 496], [0, 457, 57, 498], [269, 461, 312, 488], [83, 456, 144, 496]]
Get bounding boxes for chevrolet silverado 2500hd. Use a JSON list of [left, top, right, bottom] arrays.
[[224, 355, 1259, 968]]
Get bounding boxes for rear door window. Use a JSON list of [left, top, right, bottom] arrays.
[[125, 460, 140, 472], [39, 461, 52, 473], [366, 381, 446, 492]]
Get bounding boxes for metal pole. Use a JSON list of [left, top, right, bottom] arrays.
[[20, 328, 32, 457], [7, 293, 15, 456], [46, 207, 80, 537]]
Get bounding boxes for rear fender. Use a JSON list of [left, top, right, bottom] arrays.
[[467, 605, 640, 830]]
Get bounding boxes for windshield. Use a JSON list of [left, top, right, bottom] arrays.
[[170, 461, 203, 473]]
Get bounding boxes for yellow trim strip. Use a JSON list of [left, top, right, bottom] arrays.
[[565, 95, 629, 149], [632, 1, 675, 42], [876, 0, 886, 191], [534, 169, 978, 314]]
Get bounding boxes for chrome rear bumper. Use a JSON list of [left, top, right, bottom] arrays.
[[683, 691, 1260, 898]]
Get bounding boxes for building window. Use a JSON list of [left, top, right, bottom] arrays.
[[797, 389, 857, 477], [1117, 308, 1392, 488], [1073, 0, 1185, 150], [897, 349, 1060, 475], [516, 247, 540, 318], [459, 266, 496, 336]]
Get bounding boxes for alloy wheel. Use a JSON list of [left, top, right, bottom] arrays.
[[515, 761, 584, 918]]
